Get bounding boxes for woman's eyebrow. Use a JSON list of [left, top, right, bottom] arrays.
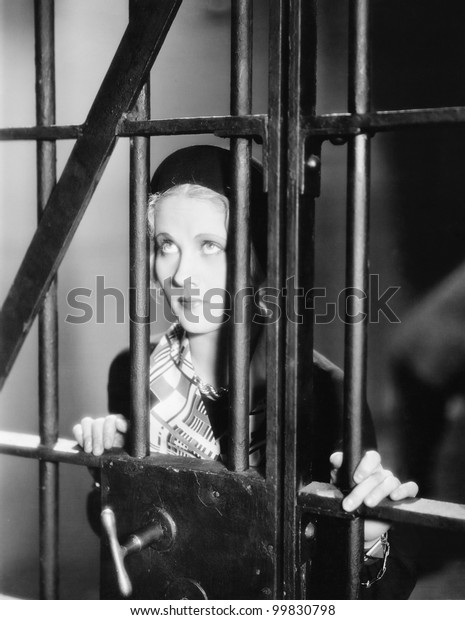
[[194, 233, 227, 242]]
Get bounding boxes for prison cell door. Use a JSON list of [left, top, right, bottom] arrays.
[[3, 0, 465, 601]]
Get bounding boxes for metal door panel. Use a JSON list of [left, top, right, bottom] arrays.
[[100, 456, 275, 600]]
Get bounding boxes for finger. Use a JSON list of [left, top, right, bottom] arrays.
[[353, 450, 382, 484], [389, 481, 419, 501], [80, 417, 95, 453], [363, 474, 401, 507], [115, 414, 129, 434], [102, 416, 128, 449], [329, 451, 343, 469], [73, 424, 83, 447], [113, 432, 126, 449], [103, 416, 117, 450], [91, 417, 105, 456], [342, 468, 391, 512]]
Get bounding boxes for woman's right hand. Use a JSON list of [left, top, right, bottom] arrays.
[[73, 414, 129, 456]]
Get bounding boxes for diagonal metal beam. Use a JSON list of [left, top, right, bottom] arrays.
[[0, 0, 183, 388]]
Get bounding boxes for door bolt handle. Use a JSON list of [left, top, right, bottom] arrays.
[[101, 506, 176, 597]]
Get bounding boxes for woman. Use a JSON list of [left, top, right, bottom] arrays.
[[74, 145, 418, 597]]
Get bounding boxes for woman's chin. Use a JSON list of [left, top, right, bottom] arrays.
[[177, 316, 222, 336]]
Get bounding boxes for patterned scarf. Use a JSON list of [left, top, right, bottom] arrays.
[[149, 323, 265, 464]]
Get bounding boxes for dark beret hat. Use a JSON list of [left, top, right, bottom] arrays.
[[150, 145, 267, 275]]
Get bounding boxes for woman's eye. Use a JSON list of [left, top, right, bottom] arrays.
[[158, 240, 178, 255], [202, 241, 223, 255]]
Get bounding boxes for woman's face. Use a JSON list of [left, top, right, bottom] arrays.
[[154, 193, 228, 336]]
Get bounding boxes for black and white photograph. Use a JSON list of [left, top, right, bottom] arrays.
[[1, 0, 465, 607]]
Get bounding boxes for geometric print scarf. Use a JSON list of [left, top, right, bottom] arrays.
[[149, 323, 266, 465], [149, 323, 222, 460]]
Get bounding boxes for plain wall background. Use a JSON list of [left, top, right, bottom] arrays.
[[1, 0, 465, 599]]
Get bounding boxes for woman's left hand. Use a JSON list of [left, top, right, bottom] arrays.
[[330, 450, 419, 544]]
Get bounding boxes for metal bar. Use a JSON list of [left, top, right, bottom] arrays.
[[228, 0, 253, 472], [282, 0, 301, 596], [4, 428, 465, 534], [265, 0, 288, 599], [0, 0, 183, 389], [0, 115, 266, 141], [284, 0, 303, 591], [119, 114, 266, 139], [298, 482, 465, 532], [304, 106, 465, 136], [0, 125, 82, 140], [7, 103, 465, 143], [128, 106, 150, 458], [128, 0, 151, 459], [35, 0, 59, 600], [283, 0, 317, 599], [341, 0, 371, 599], [36, 0, 58, 449], [0, 431, 101, 467], [39, 461, 59, 595], [0, 432, 254, 476]]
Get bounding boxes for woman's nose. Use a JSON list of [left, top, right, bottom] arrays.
[[171, 252, 196, 290]]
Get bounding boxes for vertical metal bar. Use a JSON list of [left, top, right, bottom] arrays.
[[39, 461, 59, 599], [228, 0, 252, 471], [128, 0, 151, 458], [342, 0, 371, 599], [283, 0, 317, 599], [35, 0, 59, 600], [266, 0, 288, 599]]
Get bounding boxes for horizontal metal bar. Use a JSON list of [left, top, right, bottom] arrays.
[[0, 430, 101, 467], [304, 106, 465, 137], [5, 106, 464, 143], [0, 125, 82, 140], [299, 482, 465, 533], [0, 431, 268, 482], [0, 115, 267, 142], [6, 431, 463, 533], [119, 114, 267, 139]]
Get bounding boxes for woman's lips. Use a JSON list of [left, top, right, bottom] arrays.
[[178, 297, 203, 309]]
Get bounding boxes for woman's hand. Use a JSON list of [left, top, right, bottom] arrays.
[[73, 414, 129, 456], [330, 450, 419, 544]]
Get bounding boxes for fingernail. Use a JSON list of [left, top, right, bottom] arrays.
[[354, 473, 363, 483]]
